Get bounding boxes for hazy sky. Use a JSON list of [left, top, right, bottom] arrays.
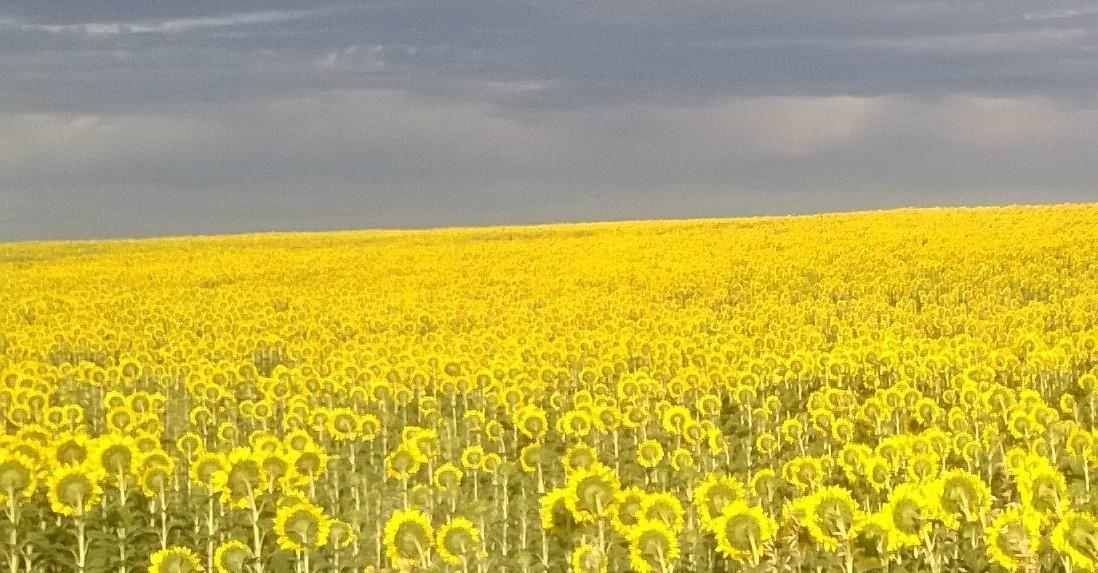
[[2, 1, 1098, 241]]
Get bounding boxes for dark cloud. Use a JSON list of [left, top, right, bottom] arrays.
[[1, 1, 1096, 240]]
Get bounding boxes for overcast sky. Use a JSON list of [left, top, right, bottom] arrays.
[[2, 1, 1097, 241]]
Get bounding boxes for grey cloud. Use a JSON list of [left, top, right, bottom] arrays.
[[3, 91, 1097, 241], [3, 0, 1098, 114], [1, 1, 1097, 241]]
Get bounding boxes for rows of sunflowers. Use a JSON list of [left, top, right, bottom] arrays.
[[2, 205, 1098, 573]]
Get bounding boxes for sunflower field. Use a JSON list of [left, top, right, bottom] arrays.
[[2, 205, 1098, 573]]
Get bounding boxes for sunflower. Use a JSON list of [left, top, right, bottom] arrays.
[[571, 542, 608, 573], [209, 448, 269, 508], [274, 500, 333, 553], [0, 451, 37, 502], [693, 473, 747, 529], [283, 429, 316, 453], [830, 418, 855, 445], [622, 405, 650, 429], [783, 456, 825, 493], [881, 482, 941, 551], [791, 486, 862, 552], [1067, 427, 1094, 460], [711, 501, 777, 564], [139, 462, 174, 499], [748, 469, 781, 503], [459, 445, 485, 471], [905, 451, 940, 483], [559, 410, 593, 439], [328, 519, 356, 550], [669, 449, 694, 473], [383, 508, 434, 566], [148, 546, 204, 573], [1050, 511, 1098, 572], [640, 492, 686, 531], [91, 433, 138, 479], [636, 439, 665, 469], [212, 540, 251, 573], [410, 429, 441, 461], [325, 408, 359, 441], [47, 463, 104, 516], [1016, 460, 1068, 518], [540, 487, 575, 531], [661, 405, 692, 436], [706, 428, 729, 455], [190, 452, 229, 493], [479, 452, 502, 475], [610, 486, 648, 535], [986, 506, 1042, 572], [50, 433, 90, 467], [433, 462, 463, 492], [936, 469, 991, 528], [565, 462, 621, 523], [836, 443, 871, 482], [289, 439, 331, 478], [628, 519, 681, 573], [562, 443, 599, 474], [386, 445, 426, 481], [515, 405, 549, 441], [358, 414, 382, 441], [519, 443, 543, 474], [436, 517, 481, 566], [864, 456, 892, 492]]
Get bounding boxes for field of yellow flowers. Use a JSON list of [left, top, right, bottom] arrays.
[[2, 205, 1098, 573]]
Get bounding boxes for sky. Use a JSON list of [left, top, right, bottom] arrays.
[[2, 1, 1098, 241]]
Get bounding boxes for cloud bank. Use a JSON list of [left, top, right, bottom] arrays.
[[1, 1, 1096, 240]]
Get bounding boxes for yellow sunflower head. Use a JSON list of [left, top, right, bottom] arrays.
[[561, 443, 599, 474], [92, 434, 138, 478], [139, 463, 174, 499], [628, 519, 681, 573], [640, 492, 686, 532], [327, 519, 356, 550], [435, 517, 481, 565], [693, 473, 747, 528], [540, 487, 576, 532], [610, 486, 648, 536], [519, 443, 543, 474], [986, 506, 1042, 572], [148, 546, 204, 573], [712, 501, 777, 564], [571, 542, 608, 573], [47, 463, 104, 517], [1050, 511, 1098, 572], [212, 540, 251, 573], [905, 451, 940, 483], [864, 456, 893, 492], [386, 445, 426, 481], [383, 508, 434, 565], [274, 500, 333, 553], [459, 445, 485, 471], [636, 439, 665, 469], [479, 452, 502, 475], [0, 452, 37, 502], [669, 448, 695, 473], [882, 482, 941, 551], [1016, 460, 1068, 517], [936, 469, 991, 528], [515, 405, 549, 441], [433, 462, 463, 492], [209, 448, 268, 508], [565, 462, 621, 523], [792, 486, 862, 552], [189, 452, 229, 493]]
